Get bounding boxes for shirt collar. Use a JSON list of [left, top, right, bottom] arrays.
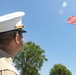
[[0, 49, 10, 57], [0, 49, 13, 64]]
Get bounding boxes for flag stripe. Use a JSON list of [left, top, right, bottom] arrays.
[[67, 16, 76, 25]]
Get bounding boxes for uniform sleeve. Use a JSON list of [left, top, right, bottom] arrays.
[[0, 70, 19, 75]]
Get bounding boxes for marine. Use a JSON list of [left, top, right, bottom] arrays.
[[0, 11, 26, 75]]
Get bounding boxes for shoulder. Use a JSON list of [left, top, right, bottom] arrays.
[[0, 70, 19, 75], [0, 57, 19, 75]]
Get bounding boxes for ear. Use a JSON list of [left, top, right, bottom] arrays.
[[15, 34, 20, 44]]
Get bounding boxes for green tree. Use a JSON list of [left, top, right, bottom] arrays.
[[49, 64, 72, 75], [13, 41, 48, 75]]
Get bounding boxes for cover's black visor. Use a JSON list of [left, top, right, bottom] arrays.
[[17, 28, 27, 33], [0, 28, 27, 34]]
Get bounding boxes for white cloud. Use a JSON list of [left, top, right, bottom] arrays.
[[62, 2, 67, 8]]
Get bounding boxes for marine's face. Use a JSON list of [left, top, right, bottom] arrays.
[[19, 38, 24, 51], [18, 32, 25, 51]]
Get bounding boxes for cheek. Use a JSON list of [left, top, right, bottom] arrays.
[[20, 38, 24, 47]]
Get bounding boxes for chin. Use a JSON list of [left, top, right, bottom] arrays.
[[19, 47, 24, 51]]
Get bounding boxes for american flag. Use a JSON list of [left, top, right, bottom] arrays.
[[67, 16, 76, 25]]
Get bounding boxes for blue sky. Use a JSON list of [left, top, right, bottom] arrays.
[[1, 0, 76, 75]]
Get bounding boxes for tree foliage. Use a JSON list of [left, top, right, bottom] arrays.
[[13, 41, 48, 75], [49, 64, 72, 75]]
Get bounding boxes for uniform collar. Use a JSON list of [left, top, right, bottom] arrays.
[[0, 49, 13, 64], [0, 49, 10, 57]]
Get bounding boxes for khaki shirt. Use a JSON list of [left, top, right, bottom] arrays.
[[0, 49, 19, 75]]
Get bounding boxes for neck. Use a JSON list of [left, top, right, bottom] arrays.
[[4, 48, 17, 58], [2, 45, 18, 58]]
